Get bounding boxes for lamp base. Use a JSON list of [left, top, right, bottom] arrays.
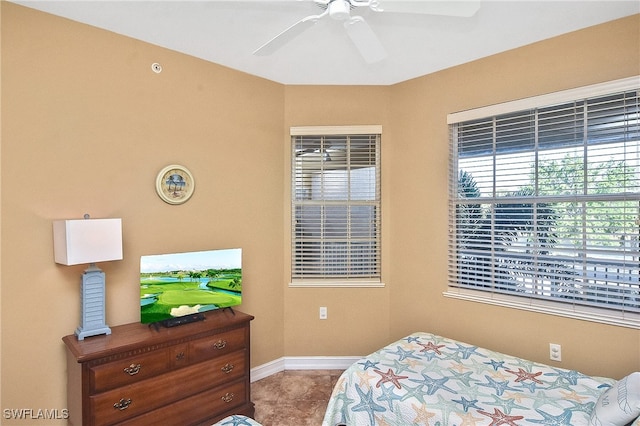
[[75, 264, 111, 340], [76, 325, 112, 341]]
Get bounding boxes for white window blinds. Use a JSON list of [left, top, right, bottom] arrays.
[[291, 126, 381, 285], [448, 78, 640, 328]]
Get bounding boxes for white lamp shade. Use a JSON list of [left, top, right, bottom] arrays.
[[53, 218, 123, 265]]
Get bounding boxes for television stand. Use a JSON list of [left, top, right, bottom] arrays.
[[62, 309, 254, 425], [222, 306, 236, 315]]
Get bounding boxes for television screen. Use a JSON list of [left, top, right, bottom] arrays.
[[140, 248, 242, 325]]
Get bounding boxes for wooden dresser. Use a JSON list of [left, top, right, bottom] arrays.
[[62, 309, 254, 426]]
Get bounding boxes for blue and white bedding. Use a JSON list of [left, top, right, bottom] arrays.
[[211, 415, 262, 426], [322, 332, 640, 426]]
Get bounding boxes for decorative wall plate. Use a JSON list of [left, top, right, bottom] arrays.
[[155, 164, 195, 205]]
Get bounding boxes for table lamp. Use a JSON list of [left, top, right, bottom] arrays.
[[53, 215, 123, 340]]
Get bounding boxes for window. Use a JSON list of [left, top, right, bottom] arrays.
[[291, 126, 381, 286], [447, 77, 640, 328]]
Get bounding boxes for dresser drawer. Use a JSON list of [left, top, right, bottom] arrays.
[[90, 351, 245, 426], [116, 379, 248, 426], [89, 350, 169, 393], [189, 327, 246, 363]]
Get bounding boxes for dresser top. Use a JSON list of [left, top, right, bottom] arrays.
[[63, 309, 253, 362]]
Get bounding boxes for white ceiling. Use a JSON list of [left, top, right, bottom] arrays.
[[11, 0, 640, 85]]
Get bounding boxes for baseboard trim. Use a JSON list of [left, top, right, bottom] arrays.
[[250, 356, 361, 382], [250, 358, 285, 382]]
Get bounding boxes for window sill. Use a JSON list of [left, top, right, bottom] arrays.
[[289, 280, 385, 288], [443, 288, 640, 330]]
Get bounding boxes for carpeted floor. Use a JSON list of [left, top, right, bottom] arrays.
[[252, 370, 343, 426]]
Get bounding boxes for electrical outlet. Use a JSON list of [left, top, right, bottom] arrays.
[[549, 343, 562, 362], [319, 306, 328, 320]]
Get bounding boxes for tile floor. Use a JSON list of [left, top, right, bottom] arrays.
[[251, 370, 343, 426]]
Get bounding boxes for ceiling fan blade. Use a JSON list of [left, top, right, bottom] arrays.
[[374, 0, 481, 17], [253, 13, 325, 56], [344, 16, 387, 64]]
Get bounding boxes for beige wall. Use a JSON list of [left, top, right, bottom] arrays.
[[2, 3, 285, 421], [1, 2, 638, 422], [385, 14, 640, 380], [283, 86, 394, 356]]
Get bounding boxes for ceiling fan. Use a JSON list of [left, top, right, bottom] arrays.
[[253, 0, 481, 63]]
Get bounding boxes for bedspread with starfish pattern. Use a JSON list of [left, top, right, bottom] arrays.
[[322, 332, 634, 426], [211, 415, 262, 426]]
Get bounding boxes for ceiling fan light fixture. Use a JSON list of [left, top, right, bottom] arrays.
[[329, 0, 351, 20], [254, 0, 479, 64]]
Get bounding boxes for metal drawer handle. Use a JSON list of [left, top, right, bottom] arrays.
[[113, 398, 132, 411], [221, 363, 234, 374], [213, 339, 227, 350], [176, 352, 185, 361], [221, 393, 234, 403], [123, 364, 141, 376]]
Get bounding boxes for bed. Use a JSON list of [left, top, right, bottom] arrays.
[[322, 332, 640, 426]]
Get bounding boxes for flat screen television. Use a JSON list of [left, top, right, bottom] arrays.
[[140, 248, 242, 326]]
